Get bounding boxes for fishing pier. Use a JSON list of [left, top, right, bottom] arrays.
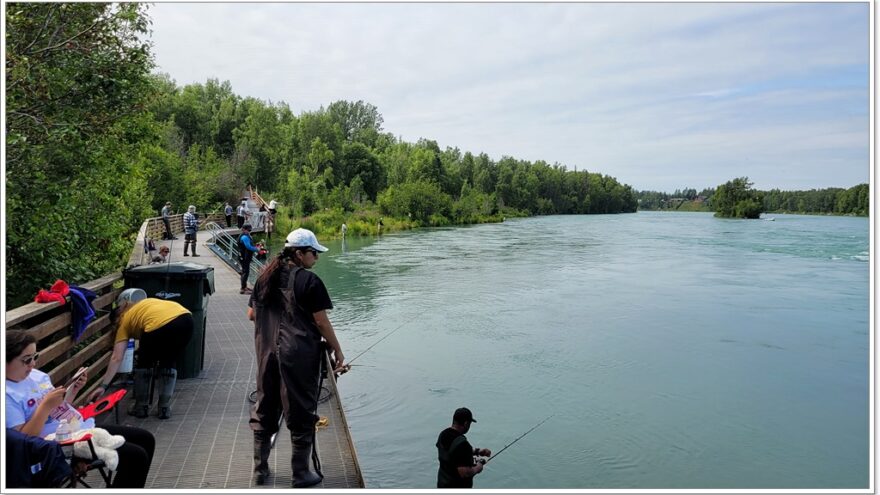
[[5, 207, 365, 489], [113, 234, 364, 488]]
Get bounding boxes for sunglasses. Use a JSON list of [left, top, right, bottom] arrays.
[[19, 353, 39, 365], [303, 249, 319, 256]]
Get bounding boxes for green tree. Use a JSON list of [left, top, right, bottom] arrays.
[[712, 177, 764, 219], [340, 142, 385, 201], [325, 100, 383, 143], [6, 3, 157, 306]]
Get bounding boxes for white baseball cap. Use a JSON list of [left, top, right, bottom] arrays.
[[284, 228, 328, 252]]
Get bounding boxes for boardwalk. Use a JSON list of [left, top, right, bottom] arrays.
[[98, 231, 363, 489]]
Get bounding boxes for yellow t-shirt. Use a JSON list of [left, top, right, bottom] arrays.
[[115, 298, 191, 343]]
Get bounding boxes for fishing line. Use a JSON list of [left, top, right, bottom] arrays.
[[347, 313, 422, 365]]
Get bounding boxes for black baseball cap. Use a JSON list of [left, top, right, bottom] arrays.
[[453, 407, 476, 424]]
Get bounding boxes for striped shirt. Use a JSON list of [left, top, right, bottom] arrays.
[[183, 211, 198, 234]]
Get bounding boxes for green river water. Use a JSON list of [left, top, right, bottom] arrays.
[[269, 211, 869, 489]]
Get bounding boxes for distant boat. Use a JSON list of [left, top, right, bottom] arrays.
[[764, 217, 775, 221]]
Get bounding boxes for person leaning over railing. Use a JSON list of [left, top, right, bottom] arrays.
[[88, 288, 194, 420], [5, 330, 155, 488]]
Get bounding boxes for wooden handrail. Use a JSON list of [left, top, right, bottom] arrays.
[[5, 209, 227, 405]]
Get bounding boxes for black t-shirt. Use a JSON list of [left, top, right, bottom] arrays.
[[436, 427, 474, 488], [249, 266, 333, 316]]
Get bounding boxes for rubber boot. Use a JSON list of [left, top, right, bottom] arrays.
[[157, 368, 177, 419], [128, 368, 152, 418], [183, 242, 190, 256], [191, 242, 200, 257], [253, 431, 272, 485], [290, 432, 323, 488]]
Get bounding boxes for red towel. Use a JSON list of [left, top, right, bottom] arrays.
[[34, 279, 70, 304]]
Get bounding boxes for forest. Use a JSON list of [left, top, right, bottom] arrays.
[[6, 3, 638, 306], [637, 184, 868, 216]]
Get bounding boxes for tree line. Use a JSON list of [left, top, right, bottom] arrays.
[[6, 3, 637, 307], [636, 183, 868, 216]]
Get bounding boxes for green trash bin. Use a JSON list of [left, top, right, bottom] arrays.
[[122, 262, 215, 379]]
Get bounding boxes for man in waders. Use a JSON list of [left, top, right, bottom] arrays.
[[436, 407, 491, 488], [238, 224, 259, 294]]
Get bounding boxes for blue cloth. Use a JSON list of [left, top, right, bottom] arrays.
[[239, 233, 259, 252], [68, 285, 96, 342], [6, 428, 72, 488]]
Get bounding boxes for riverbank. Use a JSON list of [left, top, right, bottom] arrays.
[[269, 205, 512, 241]]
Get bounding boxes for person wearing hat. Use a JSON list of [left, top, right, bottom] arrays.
[[182, 205, 200, 257], [247, 228, 346, 487], [237, 223, 259, 294], [88, 289, 194, 420], [436, 407, 491, 488], [161, 201, 176, 240]]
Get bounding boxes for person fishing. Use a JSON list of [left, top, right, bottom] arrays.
[[436, 407, 491, 488], [246, 228, 346, 487]]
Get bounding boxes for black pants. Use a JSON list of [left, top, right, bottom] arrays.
[[137, 314, 194, 368], [241, 258, 252, 290], [162, 218, 172, 239], [226, 215, 232, 228], [103, 425, 155, 488], [237, 215, 245, 228]]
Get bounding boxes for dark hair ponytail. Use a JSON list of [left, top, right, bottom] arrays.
[[254, 246, 301, 302]]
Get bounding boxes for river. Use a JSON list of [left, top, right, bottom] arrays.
[[274, 211, 869, 488]]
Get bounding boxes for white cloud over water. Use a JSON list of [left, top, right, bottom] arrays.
[[147, 2, 869, 192]]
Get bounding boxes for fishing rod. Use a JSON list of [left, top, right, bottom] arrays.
[[484, 414, 554, 464]]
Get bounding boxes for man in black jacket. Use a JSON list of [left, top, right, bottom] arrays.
[[436, 407, 491, 488]]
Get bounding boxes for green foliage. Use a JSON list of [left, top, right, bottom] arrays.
[[377, 181, 453, 224], [713, 177, 765, 219], [6, 3, 156, 307], [763, 183, 868, 216], [6, 3, 643, 307]]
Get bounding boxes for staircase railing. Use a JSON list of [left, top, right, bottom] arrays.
[[246, 186, 275, 236], [204, 222, 266, 286]]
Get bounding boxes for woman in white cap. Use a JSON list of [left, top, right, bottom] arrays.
[[247, 228, 346, 487], [89, 289, 194, 420]]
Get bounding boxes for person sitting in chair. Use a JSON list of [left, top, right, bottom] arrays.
[[5, 330, 155, 488]]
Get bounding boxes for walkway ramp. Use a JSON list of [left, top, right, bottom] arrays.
[[101, 232, 364, 489]]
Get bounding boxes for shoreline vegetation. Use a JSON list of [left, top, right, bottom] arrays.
[[5, 4, 868, 307], [637, 180, 868, 219]]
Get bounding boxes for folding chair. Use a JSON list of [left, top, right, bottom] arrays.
[[61, 389, 127, 488]]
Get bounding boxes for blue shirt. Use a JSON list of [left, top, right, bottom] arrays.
[[6, 370, 93, 438], [240, 233, 258, 252]]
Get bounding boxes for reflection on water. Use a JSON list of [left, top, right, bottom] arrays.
[[284, 212, 870, 489]]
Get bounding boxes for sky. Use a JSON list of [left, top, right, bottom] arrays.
[[146, 2, 870, 192]]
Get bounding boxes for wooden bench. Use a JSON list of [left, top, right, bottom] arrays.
[[5, 273, 123, 407]]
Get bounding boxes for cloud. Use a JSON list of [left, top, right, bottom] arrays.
[[146, 3, 869, 191]]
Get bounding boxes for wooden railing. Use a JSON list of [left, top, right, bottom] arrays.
[[5, 273, 123, 406], [6, 211, 224, 405]]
